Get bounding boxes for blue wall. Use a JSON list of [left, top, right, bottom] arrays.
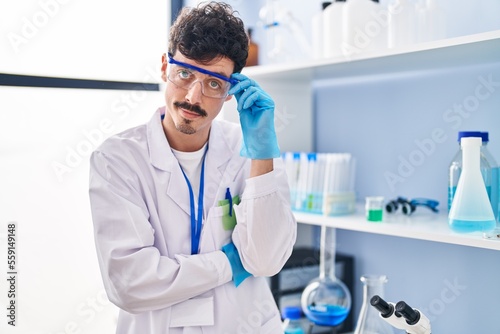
[[314, 62, 500, 205], [335, 230, 500, 333]]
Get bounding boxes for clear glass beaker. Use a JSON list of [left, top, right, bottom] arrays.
[[301, 225, 351, 327], [365, 196, 384, 222], [354, 275, 394, 334]]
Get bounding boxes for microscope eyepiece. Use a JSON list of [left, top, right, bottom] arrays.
[[370, 295, 393, 318], [395, 301, 421, 325]]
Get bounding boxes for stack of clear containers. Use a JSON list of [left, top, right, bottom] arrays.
[[283, 152, 356, 216]]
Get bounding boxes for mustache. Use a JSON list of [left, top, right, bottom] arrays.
[[174, 101, 207, 117]]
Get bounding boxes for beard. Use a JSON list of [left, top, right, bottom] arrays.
[[176, 121, 196, 135], [173, 101, 208, 135]]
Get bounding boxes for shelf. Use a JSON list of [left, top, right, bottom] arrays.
[[243, 30, 500, 82], [294, 209, 500, 251], [243, 29, 500, 252]]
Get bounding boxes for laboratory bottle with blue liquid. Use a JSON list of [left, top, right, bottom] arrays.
[[282, 306, 306, 334], [449, 137, 496, 233], [481, 134, 500, 221], [301, 225, 351, 328], [448, 131, 498, 221]]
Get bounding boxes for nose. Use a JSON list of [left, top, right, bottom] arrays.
[[185, 80, 204, 103]]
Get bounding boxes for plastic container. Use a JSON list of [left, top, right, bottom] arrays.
[[323, 0, 346, 58], [448, 131, 498, 221], [343, 0, 387, 57], [388, 0, 417, 48], [449, 137, 496, 233], [282, 306, 306, 334], [323, 153, 356, 216], [416, 0, 446, 43], [312, 2, 332, 59]]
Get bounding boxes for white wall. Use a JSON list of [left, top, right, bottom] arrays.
[[0, 1, 167, 333], [0, 86, 164, 334], [1, 0, 168, 81]]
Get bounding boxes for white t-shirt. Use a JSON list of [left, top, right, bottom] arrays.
[[171, 142, 208, 215]]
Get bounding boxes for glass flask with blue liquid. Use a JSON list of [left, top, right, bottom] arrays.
[[301, 225, 351, 328]]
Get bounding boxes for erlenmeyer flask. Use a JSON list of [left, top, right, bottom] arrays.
[[354, 275, 394, 334], [301, 225, 351, 327], [449, 137, 496, 233]]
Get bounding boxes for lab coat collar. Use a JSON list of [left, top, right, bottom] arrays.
[[147, 107, 235, 173], [147, 107, 174, 171], [147, 107, 239, 212], [204, 119, 243, 208]]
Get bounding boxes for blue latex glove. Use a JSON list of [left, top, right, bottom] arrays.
[[221, 242, 252, 287], [228, 72, 280, 159]]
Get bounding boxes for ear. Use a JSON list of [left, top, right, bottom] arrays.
[[224, 94, 233, 102], [161, 53, 168, 82]]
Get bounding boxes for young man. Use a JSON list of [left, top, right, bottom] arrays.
[[89, 2, 296, 333]]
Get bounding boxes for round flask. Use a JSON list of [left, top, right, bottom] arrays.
[[301, 225, 351, 327]]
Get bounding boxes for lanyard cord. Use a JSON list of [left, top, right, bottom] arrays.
[[179, 146, 208, 255]]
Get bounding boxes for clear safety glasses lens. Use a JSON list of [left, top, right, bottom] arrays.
[[167, 65, 231, 98], [166, 55, 238, 98]]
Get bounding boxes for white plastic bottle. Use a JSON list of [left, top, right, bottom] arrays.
[[416, 0, 446, 43], [323, 0, 346, 59], [343, 0, 388, 58], [388, 0, 417, 48], [312, 2, 332, 59]]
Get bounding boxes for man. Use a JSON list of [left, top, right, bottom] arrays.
[[89, 2, 296, 333]]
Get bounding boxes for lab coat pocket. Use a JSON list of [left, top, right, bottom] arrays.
[[199, 206, 232, 253], [218, 195, 240, 231], [258, 314, 283, 334], [169, 293, 214, 328]]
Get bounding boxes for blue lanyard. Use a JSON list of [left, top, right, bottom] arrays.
[[179, 146, 208, 255]]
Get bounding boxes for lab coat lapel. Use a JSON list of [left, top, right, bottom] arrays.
[[203, 121, 235, 210], [165, 162, 191, 215], [147, 108, 190, 216]]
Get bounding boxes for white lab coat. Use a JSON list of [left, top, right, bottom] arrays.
[[89, 107, 297, 334]]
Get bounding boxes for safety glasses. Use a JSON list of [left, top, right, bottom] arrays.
[[167, 54, 238, 98]]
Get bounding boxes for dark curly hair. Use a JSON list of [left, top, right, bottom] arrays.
[[168, 2, 249, 74]]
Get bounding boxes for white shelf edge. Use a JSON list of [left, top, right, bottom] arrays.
[[243, 29, 500, 78], [293, 211, 500, 251]]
